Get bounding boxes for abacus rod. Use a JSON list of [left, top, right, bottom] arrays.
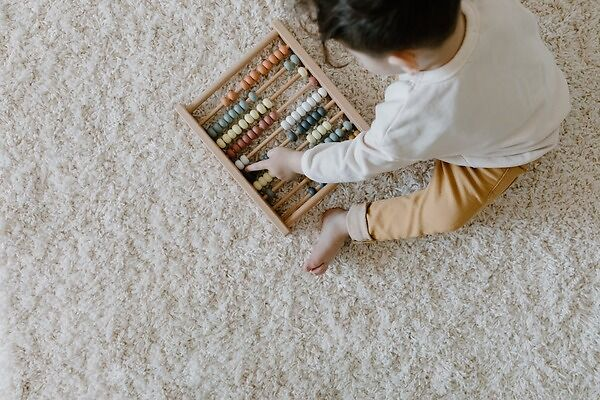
[[273, 178, 309, 209], [270, 73, 301, 100], [187, 30, 280, 113], [284, 183, 339, 228], [276, 81, 313, 113], [281, 193, 311, 220], [256, 68, 287, 95]]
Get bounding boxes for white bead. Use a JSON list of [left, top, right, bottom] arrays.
[[235, 160, 245, 170], [240, 155, 250, 165], [312, 93, 322, 102], [317, 126, 327, 135], [323, 121, 332, 130], [307, 98, 317, 107], [223, 135, 232, 144], [318, 87, 327, 97], [281, 120, 291, 130], [286, 116, 295, 126], [302, 102, 311, 112], [291, 111, 301, 121], [244, 114, 255, 124], [232, 125, 242, 135], [263, 98, 273, 109], [250, 110, 260, 119], [312, 130, 322, 140], [298, 67, 308, 77], [228, 131, 237, 140], [253, 181, 263, 190], [257, 104, 267, 114], [307, 135, 316, 144], [296, 107, 307, 117], [217, 139, 226, 148], [259, 176, 268, 186], [239, 120, 249, 129], [264, 173, 273, 182]]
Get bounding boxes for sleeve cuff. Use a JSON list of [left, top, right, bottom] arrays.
[[346, 203, 373, 241]]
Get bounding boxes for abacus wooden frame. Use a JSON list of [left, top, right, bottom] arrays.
[[175, 19, 369, 235]]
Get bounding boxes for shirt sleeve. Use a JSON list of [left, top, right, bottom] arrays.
[[300, 81, 419, 183]]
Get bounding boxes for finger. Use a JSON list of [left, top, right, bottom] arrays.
[[245, 160, 268, 172], [311, 264, 328, 275]]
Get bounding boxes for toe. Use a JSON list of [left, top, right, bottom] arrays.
[[311, 264, 328, 275]]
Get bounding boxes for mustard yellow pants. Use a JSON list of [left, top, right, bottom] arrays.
[[346, 161, 529, 241]]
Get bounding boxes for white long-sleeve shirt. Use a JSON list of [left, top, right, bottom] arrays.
[[301, 0, 571, 183]]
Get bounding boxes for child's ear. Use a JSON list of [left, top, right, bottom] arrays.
[[388, 51, 419, 72]]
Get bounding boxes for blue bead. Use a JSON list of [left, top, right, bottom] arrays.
[[286, 131, 298, 141], [324, 137, 332, 143], [223, 114, 233, 123], [343, 121, 354, 131], [306, 116, 316, 125], [228, 109, 238, 118], [290, 54, 300, 65], [239, 100, 249, 111], [234, 105, 243, 114], [311, 111, 320, 120], [213, 124, 223, 134], [208, 127, 218, 138], [247, 92, 258, 102], [335, 128, 344, 138], [218, 119, 228, 129], [284, 60, 294, 71], [300, 121, 311, 131], [307, 187, 317, 196], [329, 132, 338, 141], [317, 107, 326, 117]]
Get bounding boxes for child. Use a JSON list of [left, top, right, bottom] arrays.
[[247, 0, 571, 275]]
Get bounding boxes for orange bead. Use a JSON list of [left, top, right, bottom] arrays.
[[257, 65, 268, 75], [268, 54, 279, 64], [226, 149, 236, 158], [262, 60, 273, 70], [240, 80, 250, 91], [250, 70, 260, 81], [274, 50, 284, 61], [279, 44, 290, 56], [221, 97, 232, 107], [227, 90, 238, 101], [244, 75, 255, 85], [232, 143, 241, 152]]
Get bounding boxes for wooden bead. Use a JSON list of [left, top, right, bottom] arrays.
[[262, 98, 273, 109], [281, 120, 291, 131], [226, 149, 236, 158], [309, 77, 318, 87], [259, 120, 269, 129], [252, 126, 262, 135], [223, 135, 232, 144], [273, 50, 284, 60], [239, 120, 249, 129], [269, 111, 278, 120], [253, 181, 262, 190], [298, 67, 308, 77], [239, 80, 251, 91], [217, 138, 226, 148], [244, 114, 255, 124], [262, 60, 273, 70], [242, 135, 252, 144], [240, 155, 250, 165], [250, 71, 260, 81], [247, 91, 258, 102], [244, 75, 255, 85], [227, 90, 238, 101], [248, 131, 258, 140], [237, 139, 246, 148], [250, 110, 260, 119], [264, 116, 274, 125], [233, 125, 242, 135], [286, 116, 296, 126], [318, 87, 327, 97], [232, 143, 241, 152], [323, 121, 332, 130], [221, 97, 232, 107], [257, 104, 267, 114], [235, 160, 245, 170], [268, 54, 279, 64], [290, 54, 300, 65], [257, 65, 268, 75], [279, 44, 290, 55]]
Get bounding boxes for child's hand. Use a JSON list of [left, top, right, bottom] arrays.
[[245, 147, 303, 181]]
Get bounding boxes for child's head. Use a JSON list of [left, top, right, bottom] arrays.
[[309, 0, 462, 74]]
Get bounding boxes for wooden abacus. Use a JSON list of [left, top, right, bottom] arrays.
[[176, 20, 369, 234]]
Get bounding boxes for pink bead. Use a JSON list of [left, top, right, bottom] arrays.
[[243, 135, 252, 144], [269, 111, 278, 120], [237, 139, 246, 147], [309, 77, 319, 87], [259, 120, 268, 130], [232, 144, 241, 152], [248, 131, 258, 140], [226, 149, 236, 158], [252, 126, 262, 135]]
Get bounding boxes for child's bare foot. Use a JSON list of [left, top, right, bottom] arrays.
[[304, 208, 350, 275]]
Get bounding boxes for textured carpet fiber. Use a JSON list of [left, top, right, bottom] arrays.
[[1, 0, 599, 398]]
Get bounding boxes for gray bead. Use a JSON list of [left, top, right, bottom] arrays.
[[264, 188, 275, 198], [213, 124, 223, 134], [247, 91, 258, 102], [286, 131, 298, 142], [317, 183, 327, 189], [335, 128, 344, 138], [223, 114, 233, 123], [324, 137, 332, 143], [307, 187, 317, 196], [239, 100, 249, 111], [234, 104, 243, 114], [260, 154, 269, 161], [284, 60, 294, 71], [329, 132, 338, 142], [316, 107, 326, 117], [218, 119, 228, 129], [208, 127, 218, 138], [343, 121, 354, 131], [310, 111, 321, 120], [228, 109, 238, 118], [290, 54, 300, 65]]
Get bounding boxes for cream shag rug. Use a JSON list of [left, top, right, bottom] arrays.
[[1, 0, 599, 398]]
